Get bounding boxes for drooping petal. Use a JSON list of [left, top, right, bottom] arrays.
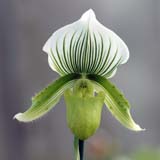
[[14, 74, 81, 122], [43, 9, 129, 77], [87, 74, 144, 131]]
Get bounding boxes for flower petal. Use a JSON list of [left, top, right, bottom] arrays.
[[43, 9, 129, 77], [87, 74, 145, 131], [14, 74, 81, 122]]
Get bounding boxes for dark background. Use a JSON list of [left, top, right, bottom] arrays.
[[0, 0, 160, 160]]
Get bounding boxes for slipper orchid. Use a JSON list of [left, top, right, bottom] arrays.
[[14, 9, 144, 159]]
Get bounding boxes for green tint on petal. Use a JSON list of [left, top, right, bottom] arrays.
[[14, 74, 81, 122], [87, 74, 144, 131]]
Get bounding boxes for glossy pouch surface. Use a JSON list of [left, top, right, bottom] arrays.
[[64, 79, 104, 140]]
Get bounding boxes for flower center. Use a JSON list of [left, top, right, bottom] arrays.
[[73, 79, 94, 98]]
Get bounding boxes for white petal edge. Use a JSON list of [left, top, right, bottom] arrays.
[[43, 9, 129, 77]]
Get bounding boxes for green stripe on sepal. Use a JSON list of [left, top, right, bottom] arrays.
[[14, 74, 81, 122], [87, 74, 145, 131]]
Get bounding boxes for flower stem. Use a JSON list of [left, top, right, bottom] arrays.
[[74, 137, 80, 160], [79, 139, 84, 160]]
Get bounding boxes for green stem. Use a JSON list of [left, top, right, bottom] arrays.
[[79, 139, 84, 160], [74, 137, 80, 160], [74, 137, 85, 160]]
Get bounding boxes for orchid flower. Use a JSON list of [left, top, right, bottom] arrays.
[[14, 9, 144, 160]]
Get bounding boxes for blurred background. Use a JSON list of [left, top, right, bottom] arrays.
[[0, 0, 160, 160]]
